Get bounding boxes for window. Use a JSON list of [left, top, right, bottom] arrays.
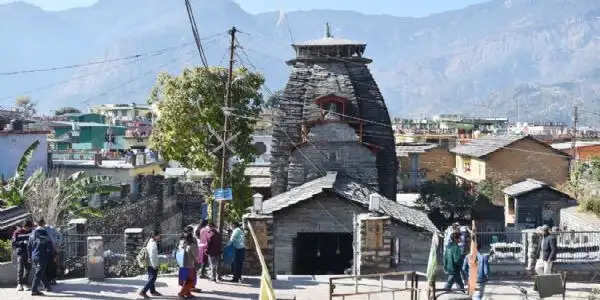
[[508, 197, 515, 215], [462, 157, 471, 172]]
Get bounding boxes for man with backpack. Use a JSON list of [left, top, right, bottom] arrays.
[[28, 218, 54, 296], [139, 230, 162, 299], [12, 220, 33, 291]]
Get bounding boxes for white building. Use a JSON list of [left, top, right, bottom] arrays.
[[0, 130, 49, 180]]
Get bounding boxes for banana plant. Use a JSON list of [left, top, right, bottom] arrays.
[[22, 169, 121, 225], [0, 140, 39, 207]]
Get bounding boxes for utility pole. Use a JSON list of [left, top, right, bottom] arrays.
[[571, 105, 578, 161], [217, 26, 237, 233]]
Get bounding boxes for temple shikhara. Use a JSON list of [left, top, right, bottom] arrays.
[[270, 24, 398, 200]]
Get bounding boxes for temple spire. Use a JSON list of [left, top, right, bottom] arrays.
[[325, 22, 333, 38]]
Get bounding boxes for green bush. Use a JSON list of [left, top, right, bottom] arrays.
[[580, 196, 600, 217], [0, 239, 12, 262]]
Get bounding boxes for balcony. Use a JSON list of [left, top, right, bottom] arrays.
[[50, 150, 162, 169]]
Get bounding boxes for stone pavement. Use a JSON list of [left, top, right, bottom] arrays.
[[0, 275, 597, 300]]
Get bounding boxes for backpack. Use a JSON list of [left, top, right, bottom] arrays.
[[32, 231, 52, 259], [136, 240, 149, 268]]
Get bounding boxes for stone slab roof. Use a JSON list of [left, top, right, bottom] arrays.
[[0, 206, 31, 230], [503, 178, 572, 199], [503, 178, 548, 196], [261, 172, 438, 233], [450, 135, 525, 158]]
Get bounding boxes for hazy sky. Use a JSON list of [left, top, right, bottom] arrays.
[[0, 0, 490, 17]]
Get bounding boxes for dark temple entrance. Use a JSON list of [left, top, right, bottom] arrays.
[[294, 232, 353, 275]]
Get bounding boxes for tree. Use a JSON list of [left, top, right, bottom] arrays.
[[418, 174, 477, 226], [564, 158, 600, 216], [149, 66, 264, 222], [263, 90, 282, 109], [22, 170, 119, 226], [0, 140, 39, 207], [55, 107, 81, 116], [475, 178, 510, 206], [15, 96, 36, 118]]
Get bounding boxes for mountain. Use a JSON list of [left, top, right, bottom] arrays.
[[2, 0, 600, 125]]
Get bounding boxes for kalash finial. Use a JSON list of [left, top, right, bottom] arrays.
[[325, 22, 333, 38]]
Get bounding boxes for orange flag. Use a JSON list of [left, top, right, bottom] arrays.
[[468, 221, 478, 296]]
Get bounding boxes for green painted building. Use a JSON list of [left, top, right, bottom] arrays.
[[49, 121, 125, 151]]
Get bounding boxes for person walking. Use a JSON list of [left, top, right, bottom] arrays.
[[462, 243, 490, 300], [28, 218, 54, 296], [12, 220, 33, 291], [443, 233, 464, 291], [195, 220, 209, 279], [202, 222, 222, 282], [539, 225, 558, 274], [44, 224, 60, 286], [139, 231, 162, 299], [178, 229, 198, 299], [227, 222, 245, 283]]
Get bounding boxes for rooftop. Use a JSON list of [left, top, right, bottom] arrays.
[[502, 178, 548, 196], [49, 121, 125, 128], [260, 172, 438, 233], [551, 141, 600, 150], [396, 143, 438, 156], [450, 135, 566, 158]]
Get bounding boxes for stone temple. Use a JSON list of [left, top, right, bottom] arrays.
[[242, 27, 437, 276], [270, 26, 398, 200]]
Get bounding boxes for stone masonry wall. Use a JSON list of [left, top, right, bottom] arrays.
[[288, 124, 378, 190], [357, 215, 392, 275], [273, 193, 366, 274], [242, 215, 274, 277], [271, 58, 397, 199]]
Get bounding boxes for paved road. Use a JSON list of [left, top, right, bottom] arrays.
[[0, 275, 597, 299]]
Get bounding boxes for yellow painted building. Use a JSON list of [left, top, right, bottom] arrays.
[[451, 135, 570, 188]]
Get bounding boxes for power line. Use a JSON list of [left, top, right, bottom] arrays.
[[184, 0, 209, 68]]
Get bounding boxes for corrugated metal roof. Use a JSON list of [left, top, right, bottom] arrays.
[[396, 143, 438, 156], [261, 172, 438, 233]]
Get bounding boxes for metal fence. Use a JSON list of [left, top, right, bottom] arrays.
[[452, 231, 600, 265]]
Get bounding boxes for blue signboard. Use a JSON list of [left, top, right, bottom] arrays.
[[214, 188, 233, 201]]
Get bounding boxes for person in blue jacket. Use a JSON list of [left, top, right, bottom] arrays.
[[28, 218, 54, 296]]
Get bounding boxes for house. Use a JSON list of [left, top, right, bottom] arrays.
[[551, 141, 600, 161], [503, 179, 575, 230], [48, 121, 125, 151], [245, 172, 438, 276], [0, 125, 49, 180], [451, 135, 570, 192], [51, 151, 164, 205], [89, 103, 153, 125], [396, 143, 455, 192]]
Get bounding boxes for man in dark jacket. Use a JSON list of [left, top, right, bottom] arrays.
[[12, 220, 33, 291], [443, 233, 464, 290], [201, 222, 222, 282], [540, 225, 558, 274], [28, 218, 54, 296]]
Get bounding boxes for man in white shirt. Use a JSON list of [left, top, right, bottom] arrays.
[[139, 231, 162, 299]]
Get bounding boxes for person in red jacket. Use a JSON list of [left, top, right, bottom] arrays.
[[200, 222, 222, 282], [12, 220, 33, 291]]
